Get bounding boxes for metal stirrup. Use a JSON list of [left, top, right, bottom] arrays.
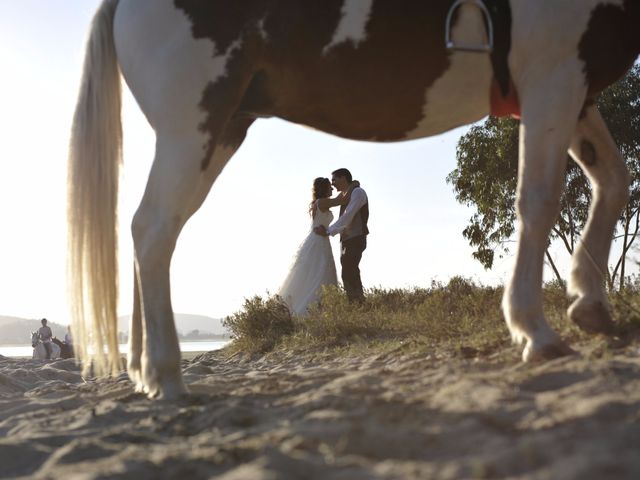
[[445, 0, 494, 53]]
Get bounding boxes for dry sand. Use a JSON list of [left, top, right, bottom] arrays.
[[1, 340, 640, 479]]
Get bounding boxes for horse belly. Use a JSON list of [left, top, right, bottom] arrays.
[[404, 52, 492, 139], [263, 50, 492, 143], [253, 0, 494, 142]]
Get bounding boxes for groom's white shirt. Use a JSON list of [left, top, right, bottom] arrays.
[[327, 187, 368, 236]]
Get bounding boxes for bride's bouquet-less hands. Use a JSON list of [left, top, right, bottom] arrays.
[[314, 225, 328, 236]]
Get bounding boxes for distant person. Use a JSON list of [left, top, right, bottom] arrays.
[[64, 325, 73, 346], [38, 318, 53, 359]]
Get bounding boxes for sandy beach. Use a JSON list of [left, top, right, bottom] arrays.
[[1, 340, 640, 479]]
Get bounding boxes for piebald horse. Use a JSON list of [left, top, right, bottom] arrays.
[[68, 0, 640, 398], [31, 332, 61, 361]]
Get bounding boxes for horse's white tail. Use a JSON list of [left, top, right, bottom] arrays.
[[68, 0, 122, 376]]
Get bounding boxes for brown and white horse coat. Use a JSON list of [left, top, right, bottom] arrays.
[[68, 0, 640, 398]]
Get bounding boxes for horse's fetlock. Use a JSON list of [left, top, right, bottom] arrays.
[[568, 298, 614, 335]]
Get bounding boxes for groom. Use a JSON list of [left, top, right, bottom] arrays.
[[314, 168, 369, 303]]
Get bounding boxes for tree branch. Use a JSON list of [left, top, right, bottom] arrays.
[[552, 227, 574, 255], [545, 249, 564, 286]]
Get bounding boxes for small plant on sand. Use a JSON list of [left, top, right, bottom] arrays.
[[410, 277, 506, 348], [300, 285, 386, 343], [223, 294, 294, 352], [608, 277, 640, 338]]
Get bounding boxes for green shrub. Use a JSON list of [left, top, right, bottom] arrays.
[[223, 295, 294, 352], [411, 277, 505, 346], [300, 285, 388, 343]]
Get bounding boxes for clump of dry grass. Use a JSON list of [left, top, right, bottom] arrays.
[[294, 277, 511, 354], [223, 276, 640, 357], [608, 283, 640, 338], [222, 295, 294, 353]]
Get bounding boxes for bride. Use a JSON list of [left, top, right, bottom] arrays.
[[278, 177, 351, 315]]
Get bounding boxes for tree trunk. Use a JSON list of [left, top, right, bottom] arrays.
[[545, 249, 564, 286], [618, 223, 629, 292], [611, 207, 640, 291], [620, 208, 629, 291]]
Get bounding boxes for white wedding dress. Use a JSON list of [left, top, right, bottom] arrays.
[[278, 204, 338, 315]]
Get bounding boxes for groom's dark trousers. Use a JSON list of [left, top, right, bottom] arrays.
[[341, 235, 366, 302]]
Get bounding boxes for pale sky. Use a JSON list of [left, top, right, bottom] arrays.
[[0, 1, 629, 324]]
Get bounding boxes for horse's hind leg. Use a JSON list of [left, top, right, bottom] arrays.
[[567, 105, 630, 334], [133, 121, 249, 399], [503, 66, 587, 361], [127, 265, 144, 392]]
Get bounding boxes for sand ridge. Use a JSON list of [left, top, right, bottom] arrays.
[[1, 343, 640, 479]]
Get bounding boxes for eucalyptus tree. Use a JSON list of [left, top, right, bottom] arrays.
[[447, 65, 640, 289]]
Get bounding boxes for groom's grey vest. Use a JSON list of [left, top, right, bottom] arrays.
[[339, 190, 369, 242]]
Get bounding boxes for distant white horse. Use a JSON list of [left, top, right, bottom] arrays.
[[31, 332, 60, 361], [68, 0, 640, 398]]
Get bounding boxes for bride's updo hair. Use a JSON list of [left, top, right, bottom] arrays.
[[309, 177, 331, 215]]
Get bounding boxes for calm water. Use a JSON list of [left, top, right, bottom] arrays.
[[0, 340, 229, 358]]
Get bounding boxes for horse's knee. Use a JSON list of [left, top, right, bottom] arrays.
[[605, 166, 630, 210], [515, 189, 562, 235], [131, 209, 179, 270]]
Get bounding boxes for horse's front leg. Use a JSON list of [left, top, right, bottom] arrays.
[[567, 105, 630, 334], [133, 134, 201, 399], [503, 67, 587, 361], [133, 131, 240, 399]]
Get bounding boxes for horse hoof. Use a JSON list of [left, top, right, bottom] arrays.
[[147, 381, 189, 400], [568, 300, 614, 335], [127, 363, 142, 385], [523, 339, 577, 362], [142, 373, 188, 400]]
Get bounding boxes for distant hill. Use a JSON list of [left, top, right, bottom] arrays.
[[118, 313, 227, 336], [0, 316, 67, 345], [0, 313, 226, 345]]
